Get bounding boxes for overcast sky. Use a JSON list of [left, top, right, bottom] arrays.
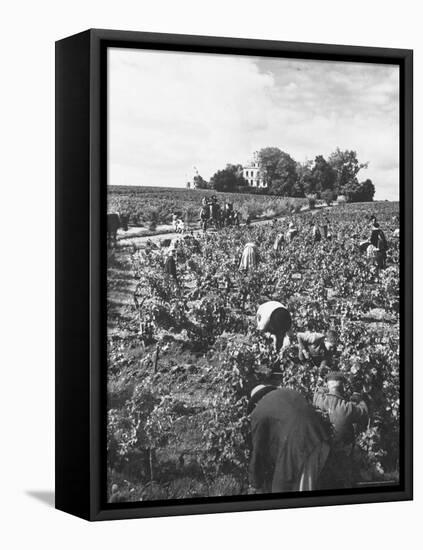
[[108, 48, 399, 200]]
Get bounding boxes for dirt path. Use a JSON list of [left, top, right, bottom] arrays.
[[116, 216, 285, 249], [115, 204, 334, 249]]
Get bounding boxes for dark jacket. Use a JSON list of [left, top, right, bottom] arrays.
[[249, 388, 330, 493], [370, 228, 387, 251], [313, 390, 368, 451], [297, 331, 335, 366], [164, 255, 177, 279]]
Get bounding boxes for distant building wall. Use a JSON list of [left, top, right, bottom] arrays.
[[242, 151, 266, 188]]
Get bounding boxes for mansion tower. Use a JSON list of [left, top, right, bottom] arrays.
[[242, 152, 266, 188]]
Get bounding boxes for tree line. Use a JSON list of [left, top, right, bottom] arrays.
[[193, 147, 376, 203]]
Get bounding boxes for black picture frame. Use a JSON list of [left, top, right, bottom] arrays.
[[55, 28, 413, 521]]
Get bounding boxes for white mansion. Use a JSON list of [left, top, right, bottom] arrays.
[[242, 151, 266, 188]]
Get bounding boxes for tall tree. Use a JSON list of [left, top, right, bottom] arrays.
[[269, 152, 298, 196], [209, 164, 246, 193], [296, 160, 313, 196], [328, 148, 368, 196], [346, 178, 375, 202], [258, 147, 283, 187], [193, 174, 208, 189], [309, 155, 336, 197], [229, 163, 248, 187], [360, 179, 376, 201], [321, 189, 335, 205]]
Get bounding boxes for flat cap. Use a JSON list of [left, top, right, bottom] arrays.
[[326, 371, 346, 382]]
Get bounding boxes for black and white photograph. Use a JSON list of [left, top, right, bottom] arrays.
[[1, 0, 420, 542], [106, 46, 402, 504]]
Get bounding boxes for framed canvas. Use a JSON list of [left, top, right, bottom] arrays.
[[55, 29, 413, 521]]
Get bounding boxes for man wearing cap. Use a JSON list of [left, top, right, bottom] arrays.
[[249, 386, 330, 494], [297, 321, 338, 367], [313, 372, 369, 489], [369, 221, 388, 269], [200, 204, 209, 232]]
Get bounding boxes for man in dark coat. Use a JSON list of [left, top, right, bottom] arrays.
[[313, 372, 369, 489], [164, 250, 177, 281], [249, 386, 330, 494], [312, 222, 322, 243], [369, 221, 388, 269], [199, 207, 207, 231]]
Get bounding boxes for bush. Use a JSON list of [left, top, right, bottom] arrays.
[[184, 205, 197, 225], [321, 189, 334, 205], [147, 208, 159, 231], [239, 202, 263, 220]]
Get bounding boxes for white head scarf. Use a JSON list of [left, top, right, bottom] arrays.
[[256, 301, 286, 331]]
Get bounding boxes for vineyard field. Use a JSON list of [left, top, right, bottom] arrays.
[[107, 200, 400, 503]]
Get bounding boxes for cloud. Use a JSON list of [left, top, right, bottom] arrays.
[[108, 49, 399, 200]]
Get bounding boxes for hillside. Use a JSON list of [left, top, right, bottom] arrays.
[[108, 185, 306, 226]]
